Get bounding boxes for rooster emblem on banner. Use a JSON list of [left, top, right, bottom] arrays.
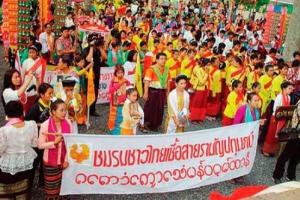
[[69, 144, 90, 164]]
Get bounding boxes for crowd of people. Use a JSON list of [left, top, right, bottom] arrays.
[[1, 0, 300, 199]]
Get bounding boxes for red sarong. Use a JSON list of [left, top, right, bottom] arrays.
[[207, 92, 221, 117], [144, 88, 166, 130], [190, 90, 208, 121], [263, 116, 279, 155]]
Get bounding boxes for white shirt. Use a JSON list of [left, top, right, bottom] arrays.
[[246, 30, 254, 41], [223, 38, 233, 55], [265, 55, 276, 65], [0, 121, 38, 175], [214, 35, 225, 47], [251, 38, 259, 51], [3, 88, 19, 104], [130, 4, 138, 15], [22, 58, 41, 97], [39, 32, 55, 54], [257, 30, 263, 41], [65, 17, 75, 27], [202, 34, 209, 43], [123, 61, 136, 85], [183, 30, 193, 43], [273, 93, 290, 115]]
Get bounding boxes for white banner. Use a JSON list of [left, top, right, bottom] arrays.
[[60, 121, 260, 195], [97, 67, 115, 104]]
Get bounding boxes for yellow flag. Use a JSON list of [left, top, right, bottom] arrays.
[[87, 68, 95, 107], [135, 53, 143, 97], [115, 0, 120, 9]]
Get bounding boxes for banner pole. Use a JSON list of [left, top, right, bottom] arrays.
[[86, 105, 90, 130]]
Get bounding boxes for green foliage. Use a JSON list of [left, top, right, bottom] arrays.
[[236, 0, 270, 11]]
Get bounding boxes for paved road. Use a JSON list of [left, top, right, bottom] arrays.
[[0, 47, 298, 200]]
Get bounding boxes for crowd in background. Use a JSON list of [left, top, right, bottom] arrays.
[[1, 0, 300, 199]]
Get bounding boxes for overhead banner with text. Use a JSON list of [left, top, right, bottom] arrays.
[[61, 121, 260, 195]]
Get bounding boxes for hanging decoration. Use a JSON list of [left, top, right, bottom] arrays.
[[53, 0, 68, 37], [263, 2, 293, 46], [2, 0, 19, 49], [39, 0, 53, 31], [2, 0, 10, 49], [17, 0, 32, 50], [262, 4, 274, 44]]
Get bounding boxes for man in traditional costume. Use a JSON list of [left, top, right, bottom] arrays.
[[143, 53, 170, 131]]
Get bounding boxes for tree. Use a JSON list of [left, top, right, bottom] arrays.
[[283, 0, 300, 60]]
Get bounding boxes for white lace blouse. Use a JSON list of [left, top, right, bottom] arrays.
[[0, 121, 38, 175]]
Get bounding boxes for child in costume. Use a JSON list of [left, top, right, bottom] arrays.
[[53, 77, 82, 133], [74, 55, 93, 125], [120, 87, 146, 135]]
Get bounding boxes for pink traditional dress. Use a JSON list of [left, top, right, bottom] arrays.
[[38, 117, 73, 199], [107, 77, 131, 135]]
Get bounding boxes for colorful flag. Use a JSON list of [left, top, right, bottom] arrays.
[[87, 68, 95, 106], [135, 53, 143, 97], [14, 50, 22, 78], [24, 57, 47, 83], [117, 5, 127, 16], [144, 52, 153, 76]]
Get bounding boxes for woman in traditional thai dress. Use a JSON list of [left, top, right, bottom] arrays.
[[206, 57, 222, 118], [189, 58, 209, 122], [21, 45, 43, 112], [38, 99, 74, 200], [263, 81, 294, 157], [233, 92, 260, 124], [107, 65, 131, 135], [232, 92, 263, 183], [165, 74, 190, 133], [120, 87, 146, 135], [248, 82, 262, 113], [123, 50, 138, 84], [222, 79, 245, 126]]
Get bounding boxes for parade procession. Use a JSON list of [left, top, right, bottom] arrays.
[[0, 0, 300, 199]]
